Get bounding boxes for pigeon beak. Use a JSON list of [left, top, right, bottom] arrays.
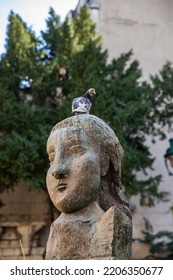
[[93, 90, 96, 95]]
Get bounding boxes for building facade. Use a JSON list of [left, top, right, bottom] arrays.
[[0, 182, 50, 259]]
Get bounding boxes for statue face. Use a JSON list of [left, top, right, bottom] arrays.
[[46, 127, 101, 213]]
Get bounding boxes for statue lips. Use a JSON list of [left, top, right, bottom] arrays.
[[56, 182, 67, 192]]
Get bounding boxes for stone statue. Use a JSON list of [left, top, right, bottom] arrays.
[[45, 114, 132, 259]]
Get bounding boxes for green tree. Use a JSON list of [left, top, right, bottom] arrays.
[[0, 12, 39, 95], [73, 4, 101, 50], [147, 62, 173, 138], [0, 11, 56, 195], [0, 11, 50, 106], [40, 5, 102, 106], [0, 85, 53, 193]]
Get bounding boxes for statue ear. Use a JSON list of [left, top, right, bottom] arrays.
[[100, 152, 110, 176]]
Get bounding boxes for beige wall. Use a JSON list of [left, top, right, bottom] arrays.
[[98, 0, 173, 79]]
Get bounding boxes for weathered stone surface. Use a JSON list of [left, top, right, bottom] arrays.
[[46, 202, 132, 259], [45, 114, 132, 259]]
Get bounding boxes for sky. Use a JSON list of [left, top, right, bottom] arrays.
[[0, 0, 79, 54]]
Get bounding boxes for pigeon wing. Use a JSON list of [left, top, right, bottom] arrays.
[[72, 97, 92, 113]]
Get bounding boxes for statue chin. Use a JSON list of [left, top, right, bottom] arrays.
[[52, 189, 99, 214]]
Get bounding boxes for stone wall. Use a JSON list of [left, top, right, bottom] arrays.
[[0, 182, 51, 259]]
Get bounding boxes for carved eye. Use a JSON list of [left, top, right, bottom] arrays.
[[48, 152, 55, 164], [69, 145, 87, 155]]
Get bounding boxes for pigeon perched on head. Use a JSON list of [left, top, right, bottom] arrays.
[[72, 88, 96, 115]]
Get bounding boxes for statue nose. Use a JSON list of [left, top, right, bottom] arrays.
[[52, 163, 70, 179]]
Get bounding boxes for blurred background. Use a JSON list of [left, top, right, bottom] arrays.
[[0, 0, 173, 260]]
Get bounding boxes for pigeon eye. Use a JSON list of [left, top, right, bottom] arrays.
[[49, 152, 55, 164], [69, 145, 87, 155]]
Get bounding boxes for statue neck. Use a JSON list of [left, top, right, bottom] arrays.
[[58, 201, 104, 223]]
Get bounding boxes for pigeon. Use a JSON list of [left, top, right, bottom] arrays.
[[72, 88, 96, 115]]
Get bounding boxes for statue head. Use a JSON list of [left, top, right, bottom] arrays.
[[46, 114, 130, 216]]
